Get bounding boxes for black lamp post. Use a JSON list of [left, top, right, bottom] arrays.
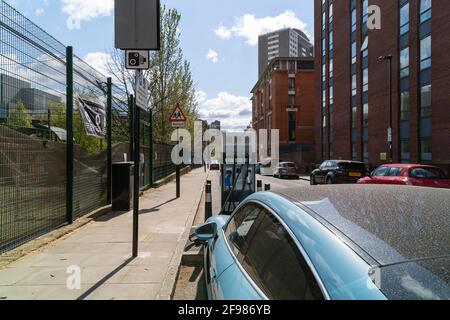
[[378, 54, 393, 163]]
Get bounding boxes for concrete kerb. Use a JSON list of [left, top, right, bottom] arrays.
[[156, 171, 208, 300]]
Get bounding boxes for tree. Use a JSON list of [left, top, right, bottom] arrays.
[[107, 6, 198, 143], [6, 101, 32, 128]]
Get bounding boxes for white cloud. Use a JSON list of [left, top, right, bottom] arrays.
[[62, 0, 114, 30], [84, 52, 113, 77], [214, 26, 232, 39], [35, 8, 44, 16], [215, 10, 309, 46], [206, 49, 219, 64], [196, 91, 252, 131]]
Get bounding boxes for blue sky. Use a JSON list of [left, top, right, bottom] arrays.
[[6, 0, 315, 130]]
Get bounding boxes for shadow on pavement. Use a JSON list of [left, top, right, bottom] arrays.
[[76, 257, 135, 300], [139, 197, 178, 215]]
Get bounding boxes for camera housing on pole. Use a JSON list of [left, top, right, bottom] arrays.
[[126, 50, 150, 70]]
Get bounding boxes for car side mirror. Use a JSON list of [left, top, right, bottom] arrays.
[[195, 222, 218, 242]]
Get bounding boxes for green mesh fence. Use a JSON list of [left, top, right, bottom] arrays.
[[0, 0, 179, 253], [0, 1, 68, 252]]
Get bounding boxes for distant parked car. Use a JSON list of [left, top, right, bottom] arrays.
[[210, 160, 220, 171], [195, 185, 450, 300], [310, 160, 367, 185], [274, 162, 299, 179], [358, 164, 450, 189]]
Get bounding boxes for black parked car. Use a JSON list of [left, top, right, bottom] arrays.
[[311, 160, 368, 185]]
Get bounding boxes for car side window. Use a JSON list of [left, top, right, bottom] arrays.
[[238, 208, 324, 300], [386, 167, 403, 177], [225, 204, 262, 257], [372, 166, 389, 177]]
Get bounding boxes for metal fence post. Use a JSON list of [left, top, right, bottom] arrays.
[[66, 46, 74, 225], [149, 109, 153, 187], [107, 77, 112, 204]]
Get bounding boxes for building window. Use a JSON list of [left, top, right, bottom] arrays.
[[288, 78, 295, 90], [420, 84, 432, 118], [351, 8, 357, 32], [400, 91, 410, 121], [352, 144, 358, 161], [401, 141, 410, 162], [420, 36, 432, 70], [363, 143, 369, 163], [400, 3, 410, 35], [420, 0, 432, 23], [363, 103, 369, 129], [399, 47, 410, 78], [362, 68, 369, 92], [351, 74, 357, 96], [420, 139, 432, 162], [288, 95, 295, 106], [288, 112, 296, 142]]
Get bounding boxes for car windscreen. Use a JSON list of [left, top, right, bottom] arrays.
[[285, 163, 296, 168], [378, 257, 450, 300], [338, 162, 366, 171], [410, 167, 447, 179]]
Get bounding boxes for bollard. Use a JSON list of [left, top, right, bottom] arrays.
[[257, 180, 262, 192], [205, 180, 212, 221], [264, 184, 271, 191]]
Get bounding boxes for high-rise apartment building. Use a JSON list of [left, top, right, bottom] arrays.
[[258, 28, 314, 77], [315, 0, 450, 172]]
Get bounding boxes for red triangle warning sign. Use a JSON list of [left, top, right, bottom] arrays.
[[169, 104, 187, 122]]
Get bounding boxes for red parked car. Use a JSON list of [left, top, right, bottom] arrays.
[[358, 164, 450, 189]]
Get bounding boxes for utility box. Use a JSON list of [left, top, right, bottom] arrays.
[[112, 162, 134, 211]]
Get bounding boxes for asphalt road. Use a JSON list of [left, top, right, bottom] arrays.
[[258, 174, 311, 191]]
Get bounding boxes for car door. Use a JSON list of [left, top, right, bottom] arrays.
[[383, 167, 405, 185], [211, 203, 265, 300], [315, 162, 329, 184], [369, 166, 390, 184], [234, 204, 325, 300]]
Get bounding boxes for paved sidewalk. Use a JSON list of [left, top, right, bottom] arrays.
[[0, 168, 207, 300]]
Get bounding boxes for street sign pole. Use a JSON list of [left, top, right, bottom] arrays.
[[169, 104, 187, 199], [115, 0, 160, 260], [176, 129, 181, 198]]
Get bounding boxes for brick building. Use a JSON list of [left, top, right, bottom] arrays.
[[252, 57, 316, 172], [315, 0, 450, 172]]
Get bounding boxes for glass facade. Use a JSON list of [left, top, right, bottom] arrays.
[[399, 0, 410, 162], [351, 0, 357, 160], [419, 0, 432, 162], [361, 0, 369, 163]]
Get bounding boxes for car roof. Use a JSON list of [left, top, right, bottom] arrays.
[[269, 185, 450, 266], [324, 160, 365, 164], [378, 164, 442, 169]]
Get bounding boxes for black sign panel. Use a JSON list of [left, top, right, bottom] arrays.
[[77, 96, 106, 139]]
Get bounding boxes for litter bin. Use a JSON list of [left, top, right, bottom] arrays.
[[112, 162, 134, 211]]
